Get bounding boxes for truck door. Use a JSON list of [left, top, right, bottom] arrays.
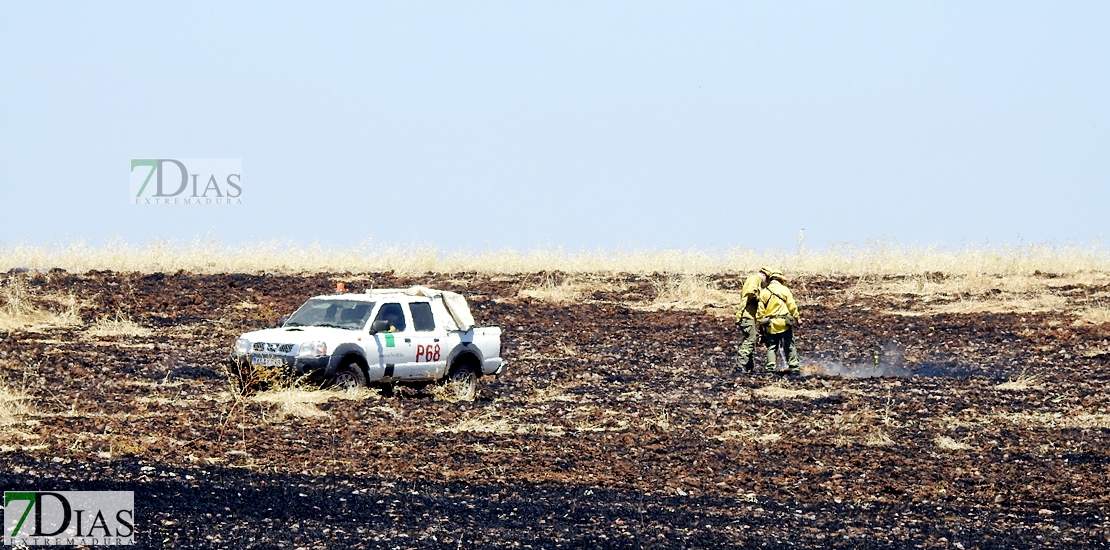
[[367, 302, 418, 380], [404, 300, 448, 380]]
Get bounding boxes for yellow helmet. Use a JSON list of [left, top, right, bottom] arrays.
[[769, 270, 786, 282], [759, 266, 775, 279]]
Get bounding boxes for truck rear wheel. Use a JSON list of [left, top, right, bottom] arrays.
[[332, 359, 367, 391], [441, 364, 477, 401]]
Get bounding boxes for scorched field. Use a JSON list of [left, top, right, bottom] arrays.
[[1, 269, 1109, 549]]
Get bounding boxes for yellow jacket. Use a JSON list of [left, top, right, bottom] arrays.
[[757, 280, 800, 334], [735, 274, 764, 322]]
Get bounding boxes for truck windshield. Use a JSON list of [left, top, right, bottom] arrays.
[[285, 299, 376, 330]]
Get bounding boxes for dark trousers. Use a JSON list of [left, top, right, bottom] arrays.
[[735, 318, 758, 371], [762, 328, 799, 369]]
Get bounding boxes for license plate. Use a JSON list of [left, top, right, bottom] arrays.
[[250, 355, 284, 368]]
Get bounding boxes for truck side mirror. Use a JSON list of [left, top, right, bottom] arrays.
[[276, 316, 289, 328], [370, 320, 391, 333]]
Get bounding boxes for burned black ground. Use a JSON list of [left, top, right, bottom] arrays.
[[1, 271, 1109, 548]]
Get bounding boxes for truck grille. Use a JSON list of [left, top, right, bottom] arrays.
[[252, 342, 294, 354]]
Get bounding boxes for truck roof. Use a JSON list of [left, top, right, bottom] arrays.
[[307, 286, 476, 330], [310, 290, 425, 302]]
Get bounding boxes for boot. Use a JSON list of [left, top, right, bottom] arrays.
[[734, 357, 753, 374], [732, 357, 744, 374]]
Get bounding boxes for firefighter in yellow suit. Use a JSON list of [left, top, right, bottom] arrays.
[[757, 269, 802, 376], [733, 268, 770, 373]]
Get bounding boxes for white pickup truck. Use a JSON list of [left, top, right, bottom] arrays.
[[230, 286, 505, 400]]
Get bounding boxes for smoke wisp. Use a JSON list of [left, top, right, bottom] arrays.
[[810, 343, 911, 378]]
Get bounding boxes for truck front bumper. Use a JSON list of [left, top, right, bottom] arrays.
[[229, 354, 332, 378]]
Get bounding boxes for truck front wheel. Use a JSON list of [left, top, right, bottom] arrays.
[[332, 359, 367, 391]]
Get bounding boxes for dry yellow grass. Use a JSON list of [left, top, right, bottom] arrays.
[[553, 341, 579, 357], [251, 387, 374, 420], [0, 277, 82, 332], [650, 408, 673, 432], [428, 380, 473, 403], [1082, 344, 1110, 358], [1075, 307, 1110, 326], [648, 274, 740, 310], [0, 385, 31, 427], [3, 239, 1109, 276], [436, 410, 568, 436], [517, 273, 623, 304], [998, 411, 1110, 429], [865, 272, 1087, 316], [753, 384, 830, 400], [709, 431, 780, 445], [865, 430, 895, 446], [518, 285, 584, 303], [928, 294, 1067, 315], [994, 371, 1043, 391], [85, 312, 153, 338], [860, 273, 1085, 298], [753, 432, 782, 444], [934, 435, 972, 450], [437, 411, 516, 435], [252, 389, 330, 419]]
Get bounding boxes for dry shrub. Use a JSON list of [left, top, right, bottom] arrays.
[[224, 359, 286, 398], [85, 312, 153, 338], [649, 274, 739, 310], [0, 277, 81, 332]]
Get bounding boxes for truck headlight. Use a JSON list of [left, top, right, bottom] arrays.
[[233, 338, 251, 355], [297, 341, 327, 358]]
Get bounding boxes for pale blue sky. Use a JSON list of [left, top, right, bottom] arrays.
[[1, 2, 1107, 252]]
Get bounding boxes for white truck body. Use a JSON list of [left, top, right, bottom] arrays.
[[230, 288, 504, 391]]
